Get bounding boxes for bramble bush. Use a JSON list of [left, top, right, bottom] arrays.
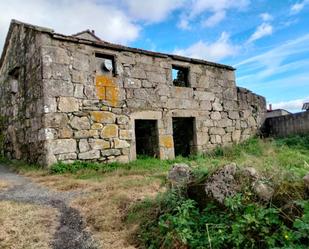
[[133, 191, 309, 249]]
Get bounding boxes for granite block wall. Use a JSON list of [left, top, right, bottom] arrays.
[[0, 23, 46, 164], [0, 21, 267, 166]]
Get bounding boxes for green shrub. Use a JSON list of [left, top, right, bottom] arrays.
[[276, 135, 309, 151], [134, 191, 309, 249]]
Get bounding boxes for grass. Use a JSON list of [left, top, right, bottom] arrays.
[[1, 135, 309, 248], [5, 135, 309, 183], [47, 135, 309, 182], [0, 201, 59, 249], [70, 174, 163, 249], [10, 164, 166, 248], [0, 180, 11, 190]]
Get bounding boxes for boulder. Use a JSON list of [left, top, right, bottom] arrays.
[[186, 163, 274, 207], [242, 167, 259, 180], [242, 167, 273, 201], [253, 181, 274, 201], [204, 163, 239, 204], [167, 163, 192, 187]]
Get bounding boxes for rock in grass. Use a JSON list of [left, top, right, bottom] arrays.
[[167, 163, 192, 187], [253, 181, 274, 201], [303, 173, 309, 189], [242, 167, 259, 180], [204, 163, 239, 204]]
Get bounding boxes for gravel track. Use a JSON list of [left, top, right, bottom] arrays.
[[0, 164, 98, 249]]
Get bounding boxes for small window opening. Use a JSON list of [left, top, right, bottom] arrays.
[[8, 66, 20, 79], [135, 120, 159, 158], [95, 53, 115, 76], [172, 65, 189, 87], [9, 66, 20, 94], [172, 117, 196, 157]]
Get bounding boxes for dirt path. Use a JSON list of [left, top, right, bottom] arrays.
[[0, 164, 98, 249]]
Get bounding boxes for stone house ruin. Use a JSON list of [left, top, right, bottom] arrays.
[[0, 20, 266, 166]]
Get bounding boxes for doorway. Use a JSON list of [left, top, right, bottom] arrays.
[[135, 119, 159, 158], [172, 117, 196, 157]]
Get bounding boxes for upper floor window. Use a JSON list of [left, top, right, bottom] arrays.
[[172, 65, 189, 87], [95, 53, 115, 76]]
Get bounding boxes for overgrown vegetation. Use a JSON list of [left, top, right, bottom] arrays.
[[50, 156, 172, 175], [4, 135, 309, 182], [48, 135, 309, 179], [125, 135, 309, 249], [130, 191, 309, 249], [2, 135, 309, 249]]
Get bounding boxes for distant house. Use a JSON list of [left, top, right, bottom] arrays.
[[266, 104, 291, 118], [302, 102, 309, 111]]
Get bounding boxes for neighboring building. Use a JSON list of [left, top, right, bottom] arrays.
[[0, 20, 266, 166], [263, 103, 309, 137], [266, 104, 291, 118], [266, 110, 291, 118], [302, 102, 309, 111]]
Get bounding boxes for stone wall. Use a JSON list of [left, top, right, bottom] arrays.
[[0, 23, 46, 163], [0, 21, 267, 166], [237, 87, 266, 139], [40, 34, 266, 165], [263, 111, 309, 137]]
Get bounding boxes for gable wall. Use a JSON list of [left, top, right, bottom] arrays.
[[0, 24, 46, 163]]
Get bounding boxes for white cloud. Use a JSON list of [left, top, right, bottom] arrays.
[[290, 0, 309, 15], [123, 0, 183, 23], [202, 11, 226, 27], [282, 19, 299, 27], [178, 0, 250, 30], [174, 32, 239, 61], [0, 0, 142, 53], [235, 34, 309, 111], [236, 34, 309, 78], [272, 96, 309, 111], [178, 18, 191, 30], [247, 23, 273, 43], [260, 13, 273, 22], [190, 0, 249, 17]]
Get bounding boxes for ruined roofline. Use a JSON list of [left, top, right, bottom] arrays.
[[236, 86, 265, 100], [0, 19, 54, 69], [72, 29, 102, 41], [0, 19, 236, 71]]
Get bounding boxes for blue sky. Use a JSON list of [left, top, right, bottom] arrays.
[[0, 0, 308, 112]]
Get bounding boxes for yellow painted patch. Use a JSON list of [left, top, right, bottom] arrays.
[[101, 124, 118, 138], [160, 135, 174, 149], [95, 75, 119, 106], [90, 111, 115, 123]]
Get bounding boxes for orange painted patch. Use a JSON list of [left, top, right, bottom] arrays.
[[95, 75, 119, 106], [160, 135, 174, 149]]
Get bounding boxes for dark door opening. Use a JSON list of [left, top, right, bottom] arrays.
[[135, 119, 159, 158], [172, 117, 195, 157]]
